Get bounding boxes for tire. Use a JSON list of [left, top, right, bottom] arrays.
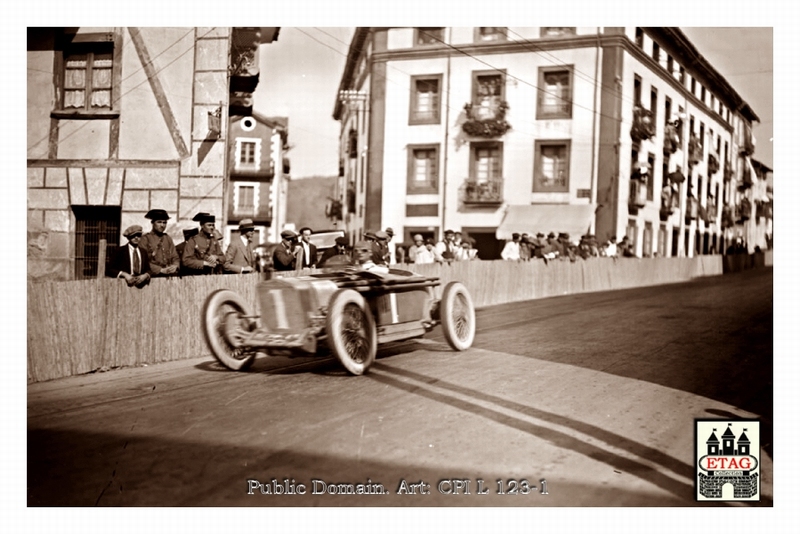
[[202, 289, 257, 371], [440, 281, 476, 351], [325, 289, 377, 375]]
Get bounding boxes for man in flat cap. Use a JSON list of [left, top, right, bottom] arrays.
[[297, 227, 318, 269], [181, 212, 224, 275], [140, 209, 179, 277], [273, 229, 300, 271], [224, 219, 256, 274], [318, 235, 350, 268], [106, 225, 151, 287]]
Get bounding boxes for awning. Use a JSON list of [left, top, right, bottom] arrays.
[[496, 204, 596, 240]]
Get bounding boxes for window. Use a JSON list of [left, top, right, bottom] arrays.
[[235, 138, 261, 171], [652, 42, 660, 62], [407, 145, 439, 194], [719, 100, 724, 116], [72, 205, 121, 280], [667, 55, 674, 74], [650, 87, 658, 123], [634, 74, 642, 106], [643, 222, 653, 257], [409, 75, 442, 125], [658, 224, 668, 257], [665, 96, 672, 125], [533, 140, 570, 192], [635, 27, 644, 48], [56, 33, 119, 117], [699, 122, 705, 150], [415, 28, 443, 46], [541, 27, 575, 37], [679, 65, 686, 84], [470, 142, 503, 183], [537, 66, 573, 119], [691, 77, 696, 95], [700, 85, 706, 104], [647, 152, 655, 201], [476, 27, 507, 41], [234, 182, 259, 215], [471, 70, 506, 119]]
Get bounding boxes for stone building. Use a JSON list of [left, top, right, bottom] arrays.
[[27, 27, 278, 280]]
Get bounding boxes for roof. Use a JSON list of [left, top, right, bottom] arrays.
[[649, 28, 760, 123], [722, 426, 736, 439], [333, 28, 371, 120]]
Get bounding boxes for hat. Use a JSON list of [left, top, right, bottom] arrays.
[[182, 228, 199, 240], [512, 233, 520, 239], [299, 226, 312, 234], [547, 232, 556, 238], [375, 230, 389, 240], [192, 212, 215, 223], [444, 229, 454, 235], [281, 229, 297, 239], [384, 227, 394, 236], [145, 209, 170, 221], [536, 232, 545, 237], [413, 234, 424, 242], [123, 225, 143, 238], [239, 218, 255, 231], [364, 231, 377, 240], [335, 236, 348, 246]]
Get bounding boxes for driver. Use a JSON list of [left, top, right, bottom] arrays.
[[353, 240, 389, 274]]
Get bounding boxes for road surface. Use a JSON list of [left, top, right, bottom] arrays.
[[27, 267, 773, 507]]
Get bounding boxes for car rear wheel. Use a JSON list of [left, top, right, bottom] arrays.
[[326, 289, 377, 375], [440, 282, 476, 351], [202, 289, 257, 371]]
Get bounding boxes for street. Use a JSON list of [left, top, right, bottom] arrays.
[[27, 267, 773, 507]]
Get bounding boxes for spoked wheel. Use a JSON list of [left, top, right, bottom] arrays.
[[440, 281, 476, 351], [325, 289, 377, 375], [202, 289, 257, 371]]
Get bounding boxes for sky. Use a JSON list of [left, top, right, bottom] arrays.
[[254, 27, 773, 179]]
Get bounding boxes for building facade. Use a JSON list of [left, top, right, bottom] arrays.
[[333, 27, 765, 259], [225, 113, 289, 246], [27, 27, 278, 280]]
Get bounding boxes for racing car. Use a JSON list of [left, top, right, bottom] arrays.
[[201, 267, 476, 375]]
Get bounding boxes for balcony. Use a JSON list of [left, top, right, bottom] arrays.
[[463, 178, 504, 205], [688, 134, 703, 166], [628, 178, 647, 213], [630, 106, 656, 143], [708, 152, 720, 175], [663, 123, 681, 155], [685, 196, 698, 222], [461, 100, 511, 138]]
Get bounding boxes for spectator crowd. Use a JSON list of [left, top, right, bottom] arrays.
[[107, 208, 638, 288]]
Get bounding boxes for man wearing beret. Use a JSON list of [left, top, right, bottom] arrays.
[[318, 235, 350, 267], [140, 209, 179, 277], [181, 212, 224, 275], [224, 219, 256, 274], [106, 225, 151, 287], [273, 229, 300, 271]]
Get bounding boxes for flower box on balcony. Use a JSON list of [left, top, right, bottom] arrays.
[[463, 178, 504, 205], [736, 197, 752, 221], [688, 134, 703, 166], [462, 101, 511, 138], [663, 123, 681, 155], [723, 162, 734, 182], [721, 205, 735, 228], [685, 196, 698, 222], [628, 179, 647, 211], [708, 153, 720, 175], [630, 106, 656, 142]]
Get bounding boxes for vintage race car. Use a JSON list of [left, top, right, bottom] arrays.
[[201, 267, 476, 375]]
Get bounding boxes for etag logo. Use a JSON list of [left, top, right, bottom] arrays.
[[695, 420, 760, 501]]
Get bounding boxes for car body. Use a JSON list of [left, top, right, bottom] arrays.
[[202, 266, 476, 375]]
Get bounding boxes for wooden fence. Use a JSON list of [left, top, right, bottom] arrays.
[[28, 256, 725, 383]]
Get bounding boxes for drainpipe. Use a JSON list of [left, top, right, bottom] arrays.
[[589, 29, 601, 232], [440, 28, 452, 240]]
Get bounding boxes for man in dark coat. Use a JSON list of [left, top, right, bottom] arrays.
[[106, 225, 151, 287], [273, 229, 300, 271], [181, 212, 224, 275], [140, 209, 179, 277], [318, 236, 351, 267]]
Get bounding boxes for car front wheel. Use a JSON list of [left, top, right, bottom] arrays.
[[440, 281, 476, 351], [326, 289, 377, 375], [202, 289, 257, 371]]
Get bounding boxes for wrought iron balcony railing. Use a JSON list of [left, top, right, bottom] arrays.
[[463, 178, 504, 205]]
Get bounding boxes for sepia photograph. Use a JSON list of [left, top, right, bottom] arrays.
[[9, 0, 795, 532]]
